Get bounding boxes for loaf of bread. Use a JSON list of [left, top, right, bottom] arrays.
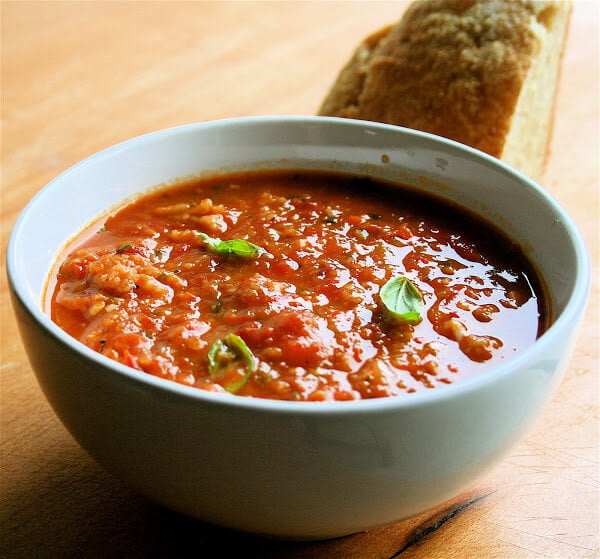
[[319, 0, 572, 181]]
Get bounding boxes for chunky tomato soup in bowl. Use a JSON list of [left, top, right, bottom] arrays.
[[7, 117, 589, 539]]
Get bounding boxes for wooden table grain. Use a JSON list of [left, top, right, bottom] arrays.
[[1, 2, 598, 558]]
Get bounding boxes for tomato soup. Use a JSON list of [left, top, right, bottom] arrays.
[[48, 171, 548, 401]]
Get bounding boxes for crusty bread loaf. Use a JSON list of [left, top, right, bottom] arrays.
[[319, 0, 572, 181]]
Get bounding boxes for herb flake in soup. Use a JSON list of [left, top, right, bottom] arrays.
[[48, 171, 549, 401]]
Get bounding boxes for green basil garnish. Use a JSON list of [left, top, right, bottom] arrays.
[[379, 276, 424, 324], [207, 333, 257, 393], [199, 233, 264, 257]]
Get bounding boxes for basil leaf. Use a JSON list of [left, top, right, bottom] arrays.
[[199, 233, 264, 257], [380, 276, 423, 324], [207, 333, 257, 393]]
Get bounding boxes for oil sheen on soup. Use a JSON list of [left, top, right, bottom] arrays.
[[49, 171, 548, 401]]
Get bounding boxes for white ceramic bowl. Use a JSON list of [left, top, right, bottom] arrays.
[[7, 117, 589, 539]]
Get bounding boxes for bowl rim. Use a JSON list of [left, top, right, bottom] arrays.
[[6, 115, 591, 415]]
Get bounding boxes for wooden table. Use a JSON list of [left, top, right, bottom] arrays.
[[1, 2, 598, 557]]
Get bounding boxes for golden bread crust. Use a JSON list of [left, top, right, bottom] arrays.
[[319, 0, 569, 163]]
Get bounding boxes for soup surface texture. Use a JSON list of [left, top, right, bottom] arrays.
[[49, 171, 546, 401]]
